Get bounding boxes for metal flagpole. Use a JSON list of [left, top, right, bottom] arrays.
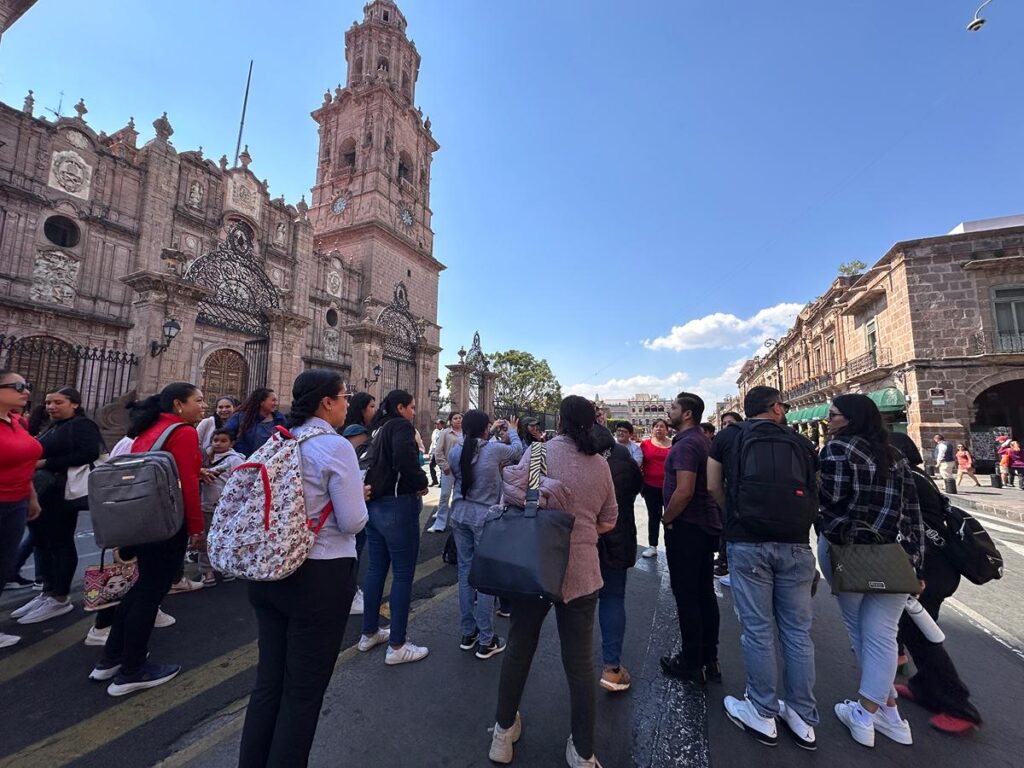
[[233, 60, 254, 167]]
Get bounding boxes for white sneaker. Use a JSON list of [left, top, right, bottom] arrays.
[[154, 608, 176, 628], [724, 695, 778, 746], [357, 628, 390, 652], [427, 525, 445, 533], [566, 735, 603, 767], [17, 596, 73, 625], [169, 577, 204, 594], [641, 547, 657, 558], [350, 588, 364, 615], [11, 594, 45, 619], [488, 712, 522, 764], [834, 699, 875, 747], [85, 625, 110, 646], [0, 632, 21, 649], [872, 704, 913, 745], [778, 700, 816, 750], [385, 641, 429, 665], [719, 573, 732, 587]]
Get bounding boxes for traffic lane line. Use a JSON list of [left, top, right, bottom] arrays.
[[0, 555, 450, 768]]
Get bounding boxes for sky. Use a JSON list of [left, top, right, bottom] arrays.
[[3, 1, 1023, 408]]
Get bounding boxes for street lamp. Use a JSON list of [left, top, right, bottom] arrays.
[[427, 377, 443, 399], [149, 318, 181, 357], [764, 337, 783, 392], [364, 363, 382, 390], [967, 0, 993, 31]]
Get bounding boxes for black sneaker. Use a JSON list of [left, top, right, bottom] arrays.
[[459, 629, 480, 651], [660, 654, 707, 685], [475, 636, 507, 659], [107, 661, 181, 697], [705, 660, 722, 683], [4, 575, 34, 590]]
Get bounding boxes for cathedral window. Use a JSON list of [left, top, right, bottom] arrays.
[[377, 56, 390, 73], [383, 10, 390, 22], [402, 71, 412, 98], [352, 57, 364, 83], [398, 151, 413, 184], [43, 215, 80, 248], [340, 137, 357, 169]]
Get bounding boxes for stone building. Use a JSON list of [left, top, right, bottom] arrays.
[[735, 215, 1024, 465], [0, 0, 444, 436]]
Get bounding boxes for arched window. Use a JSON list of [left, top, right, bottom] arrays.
[[377, 56, 390, 73], [402, 71, 412, 98], [398, 151, 413, 184], [352, 57, 364, 84], [340, 137, 357, 169]]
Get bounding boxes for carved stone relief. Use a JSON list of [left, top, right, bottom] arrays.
[[323, 328, 340, 361], [226, 175, 261, 219], [64, 130, 89, 150], [326, 269, 343, 297], [187, 180, 205, 208], [275, 222, 287, 245], [30, 250, 80, 306], [48, 150, 92, 200]]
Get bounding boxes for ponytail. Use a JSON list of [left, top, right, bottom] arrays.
[[459, 409, 490, 497], [127, 382, 197, 438], [287, 369, 343, 428]]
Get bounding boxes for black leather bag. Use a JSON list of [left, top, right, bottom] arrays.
[[469, 444, 575, 603], [829, 523, 919, 595]]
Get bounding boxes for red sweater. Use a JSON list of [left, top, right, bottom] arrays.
[[131, 413, 203, 535], [0, 415, 43, 502], [640, 439, 671, 488]]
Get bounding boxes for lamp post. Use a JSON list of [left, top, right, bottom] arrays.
[[764, 337, 783, 393], [427, 377, 443, 415], [364, 363, 382, 391], [149, 318, 182, 357]]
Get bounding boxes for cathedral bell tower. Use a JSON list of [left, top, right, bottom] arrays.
[[309, 0, 443, 435]]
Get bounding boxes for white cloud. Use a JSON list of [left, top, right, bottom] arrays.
[[642, 302, 803, 352], [566, 371, 691, 401]]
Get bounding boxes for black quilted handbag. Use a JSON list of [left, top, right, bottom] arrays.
[[829, 523, 919, 595]]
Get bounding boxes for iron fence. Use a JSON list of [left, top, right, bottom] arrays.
[[846, 347, 891, 378]]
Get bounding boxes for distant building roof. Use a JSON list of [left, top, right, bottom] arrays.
[[947, 214, 1024, 235]]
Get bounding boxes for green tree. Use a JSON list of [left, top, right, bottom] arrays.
[[838, 259, 867, 276], [491, 349, 563, 413]]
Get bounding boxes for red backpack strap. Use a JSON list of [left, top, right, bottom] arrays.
[[310, 502, 334, 534], [275, 426, 295, 441], [236, 462, 273, 530]]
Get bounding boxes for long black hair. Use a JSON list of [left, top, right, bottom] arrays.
[[236, 387, 276, 438], [459, 409, 491, 497], [831, 393, 898, 479], [213, 396, 240, 429], [558, 395, 598, 455], [889, 431, 923, 467], [127, 382, 198, 438], [287, 370, 344, 428], [50, 386, 86, 417], [368, 389, 413, 430], [344, 392, 376, 429]]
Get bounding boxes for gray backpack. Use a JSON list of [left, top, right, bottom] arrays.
[[88, 423, 186, 548]]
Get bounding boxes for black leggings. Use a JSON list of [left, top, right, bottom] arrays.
[[29, 491, 80, 596], [641, 484, 664, 547]]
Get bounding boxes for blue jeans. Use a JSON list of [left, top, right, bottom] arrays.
[[432, 472, 455, 530], [598, 564, 627, 667], [361, 495, 422, 646], [727, 541, 819, 725], [453, 521, 495, 644], [0, 499, 28, 596], [818, 535, 904, 708]]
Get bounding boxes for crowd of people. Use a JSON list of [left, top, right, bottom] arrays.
[[0, 366, 992, 766]]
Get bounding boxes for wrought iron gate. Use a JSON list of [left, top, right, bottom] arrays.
[[244, 339, 269, 391], [381, 335, 416, 395]]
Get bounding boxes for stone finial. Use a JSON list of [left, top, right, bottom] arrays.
[[296, 195, 309, 215], [323, 89, 332, 106], [261, 178, 269, 192], [335, 84, 343, 99], [127, 116, 135, 131], [153, 112, 174, 141], [424, 116, 431, 131], [219, 154, 229, 171], [23, 90, 34, 116], [74, 98, 88, 121], [196, 145, 203, 158], [238, 145, 252, 169]]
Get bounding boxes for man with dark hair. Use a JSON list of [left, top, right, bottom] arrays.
[[701, 422, 716, 439], [708, 385, 820, 750], [659, 392, 722, 685], [614, 421, 643, 466], [932, 434, 956, 481]]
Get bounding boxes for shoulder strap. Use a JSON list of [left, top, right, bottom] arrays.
[[151, 422, 185, 452], [527, 442, 548, 491]]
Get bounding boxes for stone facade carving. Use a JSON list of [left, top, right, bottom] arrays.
[[30, 250, 80, 306], [48, 150, 92, 199], [64, 130, 89, 149], [275, 222, 287, 245], [187, 180, 204, 208], [227, 175, 260, 218], [323, 328, 340, 361], [326, 269, 343, 297]]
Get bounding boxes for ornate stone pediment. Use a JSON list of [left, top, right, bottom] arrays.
[[48, 149, 92, 200]]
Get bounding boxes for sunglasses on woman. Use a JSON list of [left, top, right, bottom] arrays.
[[0, 382, 31, 393]]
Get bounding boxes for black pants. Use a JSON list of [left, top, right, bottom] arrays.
[[665, 522, 720, 670], [103, 527, 187, 674], [641, 484, 664, 547], [239, 557, 357, 768], [429, 456, 438, 485], [29, 491, 80, 596], [898, 551, 981, 724], [496, 592, 598, 759]]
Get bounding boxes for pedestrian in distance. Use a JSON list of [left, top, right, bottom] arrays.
[[0, 371, 42, 650], [89, 382, 206, 696], [593, 422, 643, 693], [700, 422, 716, 439], [708, 385, 820, 750], [198, 429, 245, 586], [489, 395, 617, 768], [660, 392, 722, 686], [954, 443, 981, 487], [1007, 440, 1024, 490], [13, 387, 103, 626], [360, 389, 430, 665], [721, 411, 743, 428], [613, 421, 643, 467], [714, 412, 743, 581], [518, 416, 546, 448], [236, 370, 368, 768], [995, 435, 1012, 486], [341, 391, 377, 617], [428, 417, 445, 486], [449, 410, 523, 659], [931, 434, 957, 482], [888, 432, 982, 736], [818, 394, 925, 748], [639, 418, 672, 558], [225, 388, 287, 458], [429, 411, 463, 533]]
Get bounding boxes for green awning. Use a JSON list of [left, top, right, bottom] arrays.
[[789, 407, 808, 424], [806, 403, 830, 422], [867, 387, 906, 412]]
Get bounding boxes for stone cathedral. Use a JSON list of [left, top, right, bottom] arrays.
[[0, 0, 444, 436]]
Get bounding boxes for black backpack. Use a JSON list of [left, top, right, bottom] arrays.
[[728, 420, 818, 541], [939, 503, 1003, 585]]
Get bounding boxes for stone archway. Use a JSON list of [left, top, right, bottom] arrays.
[[201, 348, 248, 403]]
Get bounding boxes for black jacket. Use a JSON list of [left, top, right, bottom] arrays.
[[594, 426, 644, 569], [37, 415, 104, 504], [366, 416, 428, 499]]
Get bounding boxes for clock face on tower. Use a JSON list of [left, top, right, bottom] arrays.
[[332, 195, 348, 215], [400, 207, 414, 227]]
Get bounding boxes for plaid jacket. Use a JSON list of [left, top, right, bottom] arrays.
[[818, 435, 926, 574]]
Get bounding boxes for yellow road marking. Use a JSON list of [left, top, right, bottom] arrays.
[[0, 555, 452, 768], [0, 615, 92, 685]]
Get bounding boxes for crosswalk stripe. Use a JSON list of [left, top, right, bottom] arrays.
[[0, 615, 93, 685], [0, 554, 450, 768]]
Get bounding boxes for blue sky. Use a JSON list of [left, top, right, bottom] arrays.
[[3, 1, 1023, 405]]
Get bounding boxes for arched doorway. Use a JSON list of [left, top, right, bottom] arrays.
[[3, 335, 79, 412], [201, 349, 248, 403], [971, 378, 1024, 467], [377, 282, 418, 395]]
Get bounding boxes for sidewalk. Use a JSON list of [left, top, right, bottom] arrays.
[[938, 476, 1024, 522]]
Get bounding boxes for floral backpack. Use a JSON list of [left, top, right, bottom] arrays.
[[208, 426, 335, 581]]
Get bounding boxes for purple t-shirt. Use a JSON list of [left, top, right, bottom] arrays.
[[663, 426, 722, 535]]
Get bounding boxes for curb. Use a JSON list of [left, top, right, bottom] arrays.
[[940, 492, 1024, 523]]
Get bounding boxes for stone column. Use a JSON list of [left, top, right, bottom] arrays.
[[446, 363, 472, 415], [343, 321, 388, 397], [413, 341, 442, 436], [265, 307, 312, 409], [480, 370, 499, 415]]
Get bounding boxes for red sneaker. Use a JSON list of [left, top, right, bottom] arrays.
[[894, 684, 915, 702], [930, 713, 978, 735]]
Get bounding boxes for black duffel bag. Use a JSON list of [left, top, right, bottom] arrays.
[[469, 444, 575, 603]]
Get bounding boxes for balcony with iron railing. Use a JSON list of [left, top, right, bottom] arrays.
[[845, 347, 892, 381], [971, 330, 1024, 355], [784, 372, 836, 402]]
